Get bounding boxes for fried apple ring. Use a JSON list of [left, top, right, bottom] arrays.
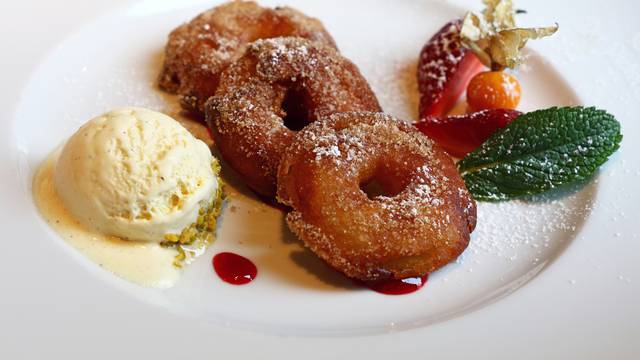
[[205, 37, 381, 197], [277, 112, 477, 281], [159, 0, 337, 117]]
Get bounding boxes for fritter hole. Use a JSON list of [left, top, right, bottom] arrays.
[[281, 87, 312, 131]]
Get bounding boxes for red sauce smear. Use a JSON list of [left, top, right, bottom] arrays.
[[363, 275, 429, 295], [212, 252, 257, 285]]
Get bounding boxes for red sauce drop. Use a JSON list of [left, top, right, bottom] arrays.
[[364, 275, 428, 295], [212, 252, 257, 285]]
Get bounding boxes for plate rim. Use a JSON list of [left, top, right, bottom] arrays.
[[1, 0, 638, 358]]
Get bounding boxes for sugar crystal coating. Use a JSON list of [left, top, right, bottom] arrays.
[[205, 37, 381, 197], [277, 112, 476, 280], [159, 0, 337, 117]]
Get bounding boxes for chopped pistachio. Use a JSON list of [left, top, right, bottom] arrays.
[[163, 233, 179, 243], [173, 247, 186, 268], [161, 159, 225, 267]]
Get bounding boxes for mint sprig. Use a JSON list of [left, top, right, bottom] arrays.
[[458, 106, 622, 201]]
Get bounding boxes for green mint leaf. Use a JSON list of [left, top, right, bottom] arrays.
[[458, 106, 622, 201]]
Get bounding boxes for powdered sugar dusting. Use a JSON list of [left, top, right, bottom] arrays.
[[314, 144, 341, 161], [471, 195, 592, 262]]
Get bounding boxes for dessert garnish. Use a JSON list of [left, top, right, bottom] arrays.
[[415, 108, 521, 158], [458, 107, 622, 201], [363, 275, 429, 295], [417, 19, 484, 117], [415, 0, 557, 159], [212, 252, 258, 285], [161, 163, 224, 267], [466, 70, 521, 111], [460, 0, 557, 111], [460, 0, 558, 70]]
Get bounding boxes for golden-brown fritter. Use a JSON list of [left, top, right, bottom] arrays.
[[277, 112, 477, 281], [159, 0, 337, 117], [205, 37, 381, 197]]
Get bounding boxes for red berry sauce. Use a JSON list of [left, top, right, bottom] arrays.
[[363, 275, 429, 295], [212, 251, 427, 295], [212, 252, 257, 285]]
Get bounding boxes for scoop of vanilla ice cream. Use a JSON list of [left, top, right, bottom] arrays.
[[54, 107, 218, 242]]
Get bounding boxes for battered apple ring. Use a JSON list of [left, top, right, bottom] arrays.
[[276, 112, 477, 281], [159, 0, 337, 117], [205, 37, 381, 197]]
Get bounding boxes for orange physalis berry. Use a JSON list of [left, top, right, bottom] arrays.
[[466, 71, 521, 111]]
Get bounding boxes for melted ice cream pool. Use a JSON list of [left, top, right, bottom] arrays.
[[33, 150, 181, 288]]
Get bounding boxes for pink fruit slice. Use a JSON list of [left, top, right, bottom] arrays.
[[417, 19, 484, 117], [415, 109, 522, 158]]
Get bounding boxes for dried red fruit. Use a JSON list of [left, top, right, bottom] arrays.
[[414, 108, 522, 158], [417, 19, 485, 117]]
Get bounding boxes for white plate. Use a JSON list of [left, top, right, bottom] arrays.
[[1, 0, 639, 358]]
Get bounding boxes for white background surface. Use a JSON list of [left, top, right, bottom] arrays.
[[1, 0, 639, 358]]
